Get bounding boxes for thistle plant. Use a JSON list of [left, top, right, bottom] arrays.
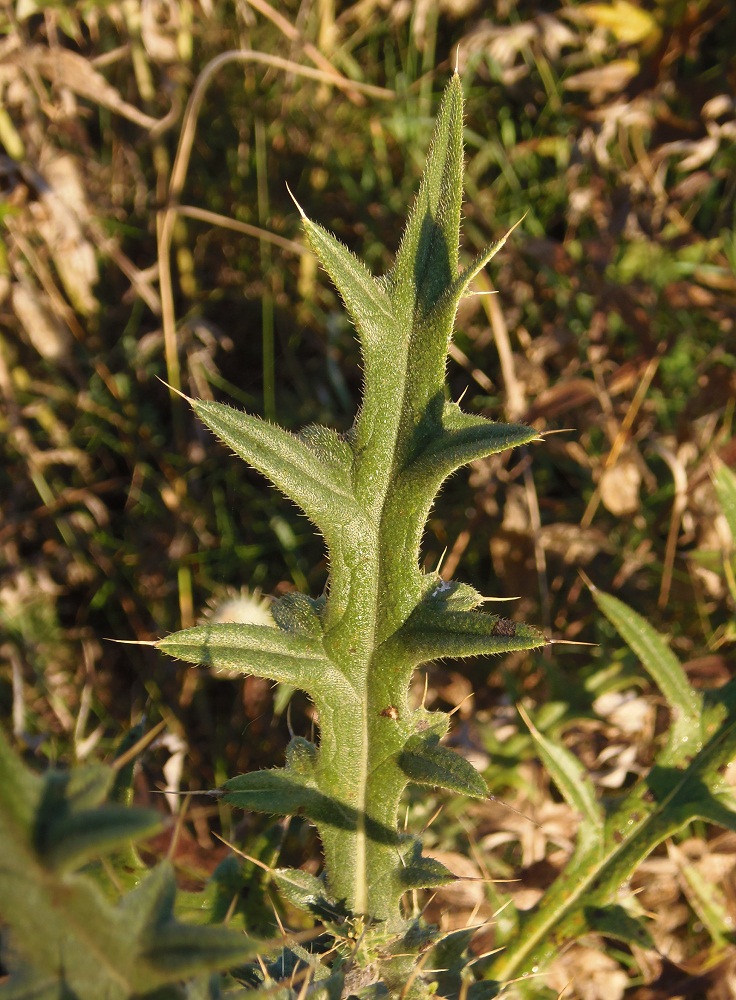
[[157, 71, 545, 986], [2, 69, 736, 1000]]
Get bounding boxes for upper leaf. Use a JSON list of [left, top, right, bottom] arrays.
[[300, 219, 393, 354], [189, 398, 360, 540], [389, 72, 464, 315], [398, 840, 455, 890], [404, 401, 538, 481]]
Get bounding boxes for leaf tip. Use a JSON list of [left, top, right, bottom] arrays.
[[106, 637, 158, 647], [504, 210, 528, 241], [156, 375, 193, 405], [516, 702, 537, 735], [547, 638, 598, 648], [578, 569, 597, 593], [286, 181, 307, 219]]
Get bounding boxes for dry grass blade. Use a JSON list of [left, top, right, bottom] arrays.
[[246, 0, 384, 104], [29, 46, 163, 131], [158, 47, 393, 397]]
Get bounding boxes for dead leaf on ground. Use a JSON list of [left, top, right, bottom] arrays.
[[11, 280, 72, 361], [546, 944, 630, 1000], [27, 46, 160, 130], [564, 59, 640, 102], [538, 522, 613, 564], [599, 455, 642, 516], [577, 0, 661, 46], [525, 378, 598, 421]]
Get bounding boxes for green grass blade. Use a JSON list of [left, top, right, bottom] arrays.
[[518, 706, 603, 839], [487, 678, 736, 984], [592, 587, 703, 752], [714, 462, 736, 542]]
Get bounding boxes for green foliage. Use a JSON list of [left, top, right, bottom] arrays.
[[2, 4, 735, 990], [0, 728, 257, 1000], [159, 74, 544, 992], [156, 70, 736, 998], [713, 463, 736, 606], [483, 589, 736, 991]]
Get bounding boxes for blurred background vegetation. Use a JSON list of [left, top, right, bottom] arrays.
[[1, 1, 735, 994]]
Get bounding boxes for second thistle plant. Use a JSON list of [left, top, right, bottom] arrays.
[[158, 72, 545, 981]]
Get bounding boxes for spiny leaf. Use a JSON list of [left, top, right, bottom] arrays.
[[298, 422, 355, 468], [141, 923, 253, 975], [41, 806, 163, 875], [399, 853, 455, 890], [0, 730, 254, 999], [0, 730, 42, 830], [60, 763, 113, 810], [157, 622, 345, 698], [300, 218, 393, 353], [406, 402, 538, 474], [271, 868, 346, 922], [393, 607, 546, 663], [271, 867, 325, 910], [418, 576, 484, 612], [389, 72, 464, 314], [284, 735, 318, 774], [270, 591, 325, 637], [398, 732, 487, 799], [449, 221, 524, 303], [189, 397, 360, 537], [221, 768, 321, 820], [0, 729, 163, 878], [222, 769, 399, 845]]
